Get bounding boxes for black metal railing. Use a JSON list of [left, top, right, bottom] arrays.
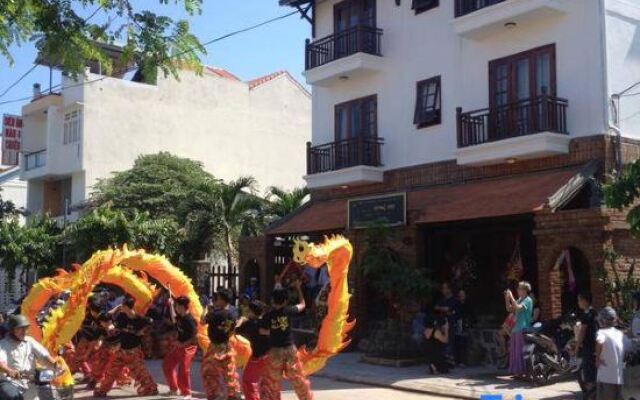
[[307, 136, 384, 174], [305, 25, 383, 70], [457, 94, 569, 148], [455, 0, 507, 17], [24, 149, 47, 170]]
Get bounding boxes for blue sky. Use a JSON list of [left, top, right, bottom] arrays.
[[0, 1, 309, 116]]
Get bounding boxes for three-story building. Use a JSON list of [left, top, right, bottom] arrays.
[[241, 0, 640, 326]]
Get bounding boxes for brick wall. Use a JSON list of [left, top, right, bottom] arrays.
[[534, 209, 609, 318]]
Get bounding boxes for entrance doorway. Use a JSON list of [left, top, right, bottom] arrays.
[[553, 247, 591, 315]]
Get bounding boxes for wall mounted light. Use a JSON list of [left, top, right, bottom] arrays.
[[504, 22, 517, 29], [395, 0, 401, 6]]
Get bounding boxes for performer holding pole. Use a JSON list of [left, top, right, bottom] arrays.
[[94, 296, 158, 397], [261, 279, 313, 400], [162, 296, 197, 398], [201, 308, 242, 400]]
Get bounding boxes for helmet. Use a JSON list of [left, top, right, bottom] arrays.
[[7, 314, 30, 330]]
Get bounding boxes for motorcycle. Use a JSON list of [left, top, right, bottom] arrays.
[[7, 367, 74, 400], [523, 313, 577, 385]]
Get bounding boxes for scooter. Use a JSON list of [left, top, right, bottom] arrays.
[[14, 368, 74, 400], [523, 313, 577, 385]]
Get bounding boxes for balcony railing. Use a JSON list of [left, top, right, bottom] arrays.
[[305, 25, 383, 70], [457, 94, 568, 148], [24, 149, 47, 171], [307, 136, 384, 175], [455, 0, 507, 17]]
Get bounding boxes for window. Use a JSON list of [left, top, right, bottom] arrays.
[[63, 109, 82, 145], [334, 0, 376, 32], [335, 95, 377, 140], [489, 44, 555, 107], [414, 76, 441, 128], [412, 0, 439, 15]]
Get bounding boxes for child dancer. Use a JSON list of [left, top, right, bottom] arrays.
[[237, 300, 270, 400], [162, 296, 198, 398], [201, 308, 242, 400]]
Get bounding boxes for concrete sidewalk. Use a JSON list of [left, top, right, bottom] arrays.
[[314, 353, 581, 400]]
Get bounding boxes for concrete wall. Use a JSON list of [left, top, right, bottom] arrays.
[[605, 0, 640, 138], [311, 0, 609, 170], [78, 69, 310, 197]]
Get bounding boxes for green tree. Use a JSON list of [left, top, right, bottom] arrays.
[[265, 186, 309, 221], [1, 1, 205, 82], [186, 176, 265, 272], [604, 160, 640, 235], [0, 188, 21, 220], [91, 152, 215, 221], [62, 204, 184, 262], [0, 215, 61, 281]]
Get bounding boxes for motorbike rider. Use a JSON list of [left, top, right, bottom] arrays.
[[0, 314, 60, 400]]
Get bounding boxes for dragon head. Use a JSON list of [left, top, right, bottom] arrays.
[[292, 238, 311, 265]]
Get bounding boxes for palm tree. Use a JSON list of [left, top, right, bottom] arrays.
[[266, 186, 310, 220], [187, 176, 265, 272]]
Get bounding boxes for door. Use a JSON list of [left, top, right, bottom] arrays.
[[334, 0, 376, 57], [334, 96, 378, 168], [489, 44, 555, 140]]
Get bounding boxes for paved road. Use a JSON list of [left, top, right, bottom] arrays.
[[73, 376, 459, 399]]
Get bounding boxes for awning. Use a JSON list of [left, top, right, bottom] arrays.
[[266, 163, 597, 235], [411, 164, 593, 224], [267, 199, 348, 235]]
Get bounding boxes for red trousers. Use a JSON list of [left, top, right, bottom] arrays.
[[95, 347, 158, 396], [74, 339, 95, 376], [262, 346, 313, 400], [162, 344, 197, 396], [90, 346, 131, 386], [242, 356, 267, 400]]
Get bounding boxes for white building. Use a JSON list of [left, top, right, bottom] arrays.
[[19, 65, 311, 219], [240, 0, 640, 319], [0, 167, 26, 216]]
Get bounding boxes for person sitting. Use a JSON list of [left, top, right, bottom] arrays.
[[424, 314, 449, 374], [0, 315, 60, 400]]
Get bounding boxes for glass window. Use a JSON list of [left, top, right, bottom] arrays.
[[412, 0, 439, 15], [63, 110, 82, 145], [414, 76, 441, 128]]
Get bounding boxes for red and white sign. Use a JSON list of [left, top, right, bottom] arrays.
[[2, 114, 22, 166]]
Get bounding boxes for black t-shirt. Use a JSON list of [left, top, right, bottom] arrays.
[[80, 314, 101, 341], [264, 306, 299, 348], [237, 318, 270, 358], [114, 313, 149, 350], [176, 314, 197, 344], [207, 310, 237, 344], [579, 308, 598, 356]]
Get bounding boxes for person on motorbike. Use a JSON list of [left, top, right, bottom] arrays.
[[576, 291, 598, 400], [0, 315, 61, 400]]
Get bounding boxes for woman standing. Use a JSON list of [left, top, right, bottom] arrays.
[[504, 281, 533, 378]]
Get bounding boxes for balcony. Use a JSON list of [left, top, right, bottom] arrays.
[[24, 150, 47, 171], [304, 136, 384, 189], [303, 25, 384, 86], [456, 94, 570, 166], [452, 0, 568, 40]]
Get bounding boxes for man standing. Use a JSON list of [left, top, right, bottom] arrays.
[[163, 296, 197, 399], [595, 307, 630, 400], [434, 282, 459, 363], [0, 315, 60, 400], [576, 292, 598, 400]]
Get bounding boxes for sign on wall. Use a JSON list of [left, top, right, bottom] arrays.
[[2, 114, 22, 166], [348, 193, 406, 229]]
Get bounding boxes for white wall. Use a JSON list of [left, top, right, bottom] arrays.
[[605, 0, 640, 138], [311, 0, 608, 170], [78, 69, 310, 196]]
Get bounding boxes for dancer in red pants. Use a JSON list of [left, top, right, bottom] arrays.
[[237, 300, 270, 400], [261, 280, 313, 400], [201, 308, 242, 400], [162, 296, 198, 398], [94, 297, 158, 397]]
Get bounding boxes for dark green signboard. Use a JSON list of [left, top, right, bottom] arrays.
[[348, 193, 406, 229]]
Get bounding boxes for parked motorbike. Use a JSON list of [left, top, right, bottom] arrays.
[[523, 313, 577, 385]]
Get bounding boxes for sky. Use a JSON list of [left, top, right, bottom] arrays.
[[0, 1, 310, 116]]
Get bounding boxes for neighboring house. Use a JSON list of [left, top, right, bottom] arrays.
[[19, 61, 311, 221], [0, 166, 27, 218], [0, 166, 28, 312], [241, 0, 640, 322]]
